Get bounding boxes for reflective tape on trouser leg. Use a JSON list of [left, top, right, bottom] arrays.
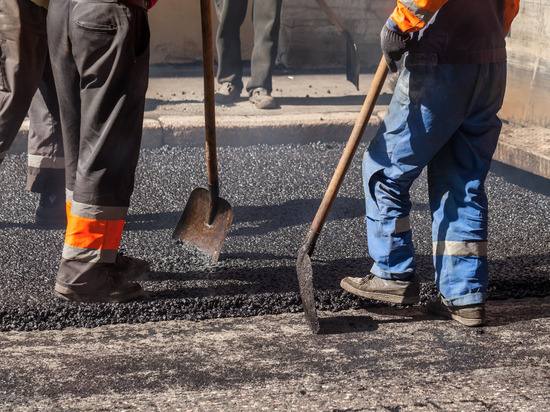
[[433, 241, 488, 306], [62, 201, 128, 263], [433, 241, 487, 257]]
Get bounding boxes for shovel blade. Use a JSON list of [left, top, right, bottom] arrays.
[[296, 246, 320, 334], [343, 30, 360, 90], [172, 187, 234, 262]]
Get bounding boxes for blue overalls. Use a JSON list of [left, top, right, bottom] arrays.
[[363, 0, 509, 306]]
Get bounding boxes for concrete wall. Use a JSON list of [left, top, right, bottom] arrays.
[[148, 0, 255, 64], [500, 0, 550, 127], [149, 0, 550, 127], [148, 0, 390, 69]]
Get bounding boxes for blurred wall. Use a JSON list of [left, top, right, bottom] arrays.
[[148, 0, 255, 64], [500, 0, 550, 127], [149, 0, 549, 127], [148, 0, 389, 69]]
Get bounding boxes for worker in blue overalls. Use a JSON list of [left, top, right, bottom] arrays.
[[341, 0, 520, 326]]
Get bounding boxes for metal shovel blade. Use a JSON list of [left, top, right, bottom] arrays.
[[343, 30, 360, 90], [172, 187, 234, 262], [296, 245, 320, 334]]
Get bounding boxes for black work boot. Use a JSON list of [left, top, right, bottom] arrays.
[[215, 82, 242, 104], [427, 297, 486, 327], [340, 273, 420, 305], [55, 274, 144, 303], [112, 252, 150, 281], [35, 193, 66, 228], [249, 87, 277, 109]]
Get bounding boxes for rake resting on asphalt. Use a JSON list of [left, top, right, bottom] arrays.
[[296, 57, 389, 334], [172, 0, 234, 262]]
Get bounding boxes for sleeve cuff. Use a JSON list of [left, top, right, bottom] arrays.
[[386, 17, 406, 34]]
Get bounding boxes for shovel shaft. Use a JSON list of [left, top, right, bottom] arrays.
[[200, 0, 219, 189], [314, 0, 346, 34], [309, 57, 389, 237]]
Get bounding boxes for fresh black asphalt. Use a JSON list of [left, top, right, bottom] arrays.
[[1, 142, 549, 331]]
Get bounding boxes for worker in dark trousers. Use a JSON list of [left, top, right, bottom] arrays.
[[340, 0, 520, 326], [47, 0, 155, 302], [214, 0, 282, 109], [0, 0, 65, 227]]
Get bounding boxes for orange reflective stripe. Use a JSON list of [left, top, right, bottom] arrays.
[[64, 212, 125, 251], [65, 200, 71, 221], [391, 2, 425, 32], [391, 0, 449, 33], [410, 0, 448, 12], [504, 0, 520, 34]]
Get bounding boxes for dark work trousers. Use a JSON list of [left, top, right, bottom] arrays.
[[215, 0, 282, 93], [47, 0, 150, 290], [0, 0, 64, 194]]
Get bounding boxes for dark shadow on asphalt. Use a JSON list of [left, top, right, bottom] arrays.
[[490, 161, 550, 197], [230, 197, 365, 237], [124, 197, 365, 234], [318, 315, 378, 334], [275, 93, 392, 107], [145, 98, 203, 111]]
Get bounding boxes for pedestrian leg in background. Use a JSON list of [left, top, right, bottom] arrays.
[[247, 0, 282, 109], [27, 54, 66, 227], [214, 0, 247, 104], [47, 0, 151, 302], [0, 0, 47, 168]]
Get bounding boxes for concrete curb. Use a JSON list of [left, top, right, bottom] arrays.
[[11, 114, 550, 179]]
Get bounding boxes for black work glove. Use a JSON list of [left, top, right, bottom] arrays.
[[380, 24, 410, 73]]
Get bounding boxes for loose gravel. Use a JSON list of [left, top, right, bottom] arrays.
[[0, 142, 548, 331]]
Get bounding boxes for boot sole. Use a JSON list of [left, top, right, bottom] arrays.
[[340, 279, 420, 305], [427, 302, 485, 327]]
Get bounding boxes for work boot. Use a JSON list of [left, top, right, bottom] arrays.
[[215, 82, 242, 104], [112, 252, 150, 281], [249, 87, 277, 109], [427, 297, 486, 327], [35, 193, 66, 228], [55, 274, 144, 303], [340, 273, 420, 305]]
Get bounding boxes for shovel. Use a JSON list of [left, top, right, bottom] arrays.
[[296, 57, 389, 333], [172, 0, 234, 262], [314, 0, 360, 89]]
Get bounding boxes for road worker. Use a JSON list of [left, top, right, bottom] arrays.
[[47, 0, 156, 302], [0, 0, 65, 227], [213, 0, 282, 109], [340, 0, 520, 326]]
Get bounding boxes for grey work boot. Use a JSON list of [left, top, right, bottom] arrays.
[[112, 252, 150, 281], [340, 273, 420, 305], [215, 82, 242, 104], [249, 87, 277, 109], [427, 297, 486, 327], [55, 274, 144, 303], [35, 193, 66, 228]]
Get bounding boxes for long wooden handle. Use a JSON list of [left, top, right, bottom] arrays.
[[309, 57, 389, 235], [314, 0, 346, 34], [200, 0, 218, 189]]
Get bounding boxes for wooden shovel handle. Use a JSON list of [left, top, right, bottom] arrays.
[[314, 0, 347, 34], [309, 57, 389, 235], [200, 0, 219, 189]]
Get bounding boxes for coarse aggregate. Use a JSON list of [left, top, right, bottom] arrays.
[[0, 142, 549, 331]]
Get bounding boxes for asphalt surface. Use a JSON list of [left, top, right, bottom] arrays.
[[0, 142, 549, 332], [1, 300, 549, 411]]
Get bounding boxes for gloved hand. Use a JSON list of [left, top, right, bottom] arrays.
[[380, 24, 410, 73]]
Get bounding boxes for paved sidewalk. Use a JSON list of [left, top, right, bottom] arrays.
[[10, 63, 550, 178]]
